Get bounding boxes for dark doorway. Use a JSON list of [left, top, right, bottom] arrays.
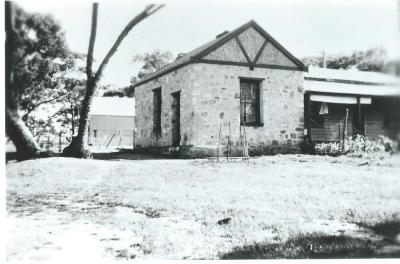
[[171, 91, 181, 147]]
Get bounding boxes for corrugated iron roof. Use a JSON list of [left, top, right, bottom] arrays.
[[304, 80, 400, 96], [90, 97, 135, 117], [304, 67, 400, 96], [305, 66, 400, 85]]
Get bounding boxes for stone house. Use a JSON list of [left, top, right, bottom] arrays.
[[88, 97, 136, 149], [133, 20, 307, 157]]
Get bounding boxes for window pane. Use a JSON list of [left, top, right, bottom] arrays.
[[240, 80, 260, 124], [242, 85, 257, 100], [246, 103, 257, 123], [240, 102, 257, 123]]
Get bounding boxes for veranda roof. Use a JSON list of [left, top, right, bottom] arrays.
[[305, 66, 400, 85], [304, 67, 400, 97], [304, 80, 400, 97]]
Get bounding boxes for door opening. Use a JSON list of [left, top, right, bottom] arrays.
[[171, 91, 181, 147]]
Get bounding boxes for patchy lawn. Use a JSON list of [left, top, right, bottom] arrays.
[[6, 154, 400, 260]]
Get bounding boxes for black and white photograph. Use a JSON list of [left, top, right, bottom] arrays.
[[3, 0, 400, 261]]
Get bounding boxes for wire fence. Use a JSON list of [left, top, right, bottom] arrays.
[[36, 129, 136, 154]]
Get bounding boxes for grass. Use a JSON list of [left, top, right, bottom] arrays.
[[221, 220, 400, 259], [6, 153, 400, 260]]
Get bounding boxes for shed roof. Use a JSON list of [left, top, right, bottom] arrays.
[[90, 97, 135, 117], [133, 20, 306, 88], [304, 80, 400, 97]]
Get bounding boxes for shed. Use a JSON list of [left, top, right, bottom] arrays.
[[88, 97, 136, 149]]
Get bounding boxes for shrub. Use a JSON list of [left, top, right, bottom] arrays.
[[314, 135, 397, 156], [314, 142, 343, 156]]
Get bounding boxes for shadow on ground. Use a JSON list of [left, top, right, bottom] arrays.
[[6, 149, 179, 163], [92, 149, 179, 161], [221, 219, 400, 259]]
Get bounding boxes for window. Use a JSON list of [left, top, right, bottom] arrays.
[[93, 130, 97, 138], [240, 79, 261, 126], [153, 88, 162, 134]]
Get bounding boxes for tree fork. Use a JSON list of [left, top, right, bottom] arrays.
[[63, 3, 165, 158]]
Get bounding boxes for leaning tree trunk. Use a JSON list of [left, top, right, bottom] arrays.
[[62, 3, 164, 158], [5, 1, 41, 161], [6, 110, 41, 161]]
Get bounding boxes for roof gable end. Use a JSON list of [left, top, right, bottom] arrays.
[[195, 20, 306, 70], [133, 20, 306, 88]]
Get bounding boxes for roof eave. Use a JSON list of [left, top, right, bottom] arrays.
[[133, 20, 307, 88]]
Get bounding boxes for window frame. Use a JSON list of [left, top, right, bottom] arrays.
[[239, 78, 263, 127]]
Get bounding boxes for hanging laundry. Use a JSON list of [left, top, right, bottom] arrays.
[[319, 102, 329, 115]]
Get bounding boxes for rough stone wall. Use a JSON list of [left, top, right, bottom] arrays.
[[134, 64, 197, 148], [135, 63, 304, 155], [203, 38, 247, 62], [258, 42, 297, 67], [189, 63, 304, 155], [202, 27, 298, 68], [238, 27, 265, 61]]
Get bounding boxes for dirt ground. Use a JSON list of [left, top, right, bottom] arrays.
[[6, 153, 400, 260]]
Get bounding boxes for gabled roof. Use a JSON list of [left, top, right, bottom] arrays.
[[133, 20, 306, 88], [90, 97, 135, 117]]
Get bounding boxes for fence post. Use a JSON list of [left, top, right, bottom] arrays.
[[133, 130, 135, 149], [59, 131, 62, 153], [343, 108, 349, 151], [47, 135, 50, 152], [217, 123, 221, 162]]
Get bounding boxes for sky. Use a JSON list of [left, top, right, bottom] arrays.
[[16, 0, 400, 88]]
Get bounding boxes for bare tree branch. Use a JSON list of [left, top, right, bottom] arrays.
[[94, 4, 165, 83], [21, 91, 69, 121], [146, 4, 165, 16], [63, 3, 165, 158], [86, 2, 98, 81]]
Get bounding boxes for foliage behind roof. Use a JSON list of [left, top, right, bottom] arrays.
[[133, 20, 306, 88]]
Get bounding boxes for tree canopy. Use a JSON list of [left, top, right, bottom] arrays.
[[302, 47, 388, 72], [11, 4, 84, 136], [103, 89, 128, 97], [131, 49, 173, 82]]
